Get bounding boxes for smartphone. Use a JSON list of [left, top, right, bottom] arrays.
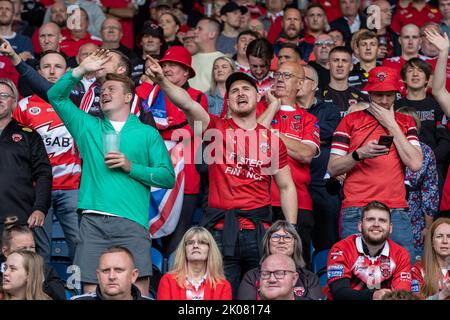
[[378, 135, 394, 149]]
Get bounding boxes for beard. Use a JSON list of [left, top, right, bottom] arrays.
[[361, 227, 390, 246], [0, 15, 13, 26]]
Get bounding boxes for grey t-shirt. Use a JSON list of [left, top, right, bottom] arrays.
[[217, 34, 237, 56]]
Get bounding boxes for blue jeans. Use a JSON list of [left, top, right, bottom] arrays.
[[340, 207, 415, 264], [211, 229, 260, 299], [35, 190, 80, 264]]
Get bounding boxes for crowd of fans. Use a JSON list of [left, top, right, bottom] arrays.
[[0, 0, 449, 301]]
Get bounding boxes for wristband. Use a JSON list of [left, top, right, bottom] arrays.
[[352, 150, 361, 161]]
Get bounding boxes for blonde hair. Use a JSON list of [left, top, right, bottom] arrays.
[[209, 56, 236, 95], [3, 250, 51, 300], [170, 226, 226, 289], [421, 218, 450, 297], [397, 106, 421, 134]]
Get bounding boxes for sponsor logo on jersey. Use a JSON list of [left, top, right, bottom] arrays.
[[293, 115, 301, 120], [281, 115, 288, 120], [291, 121, 301, 131], [411, 280, 420, 293], [260, 142, 270, 154], [330, 250, 343, 260], [46, 108, 55, 112], [400, 272, 411, 281], [327, 264, 344, 279], [29, 107, 41, 115], [12, 133, 23, 142], [21, 127, 32, 132], [271, 119, 278, 125]]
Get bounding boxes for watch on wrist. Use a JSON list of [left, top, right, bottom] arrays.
[[352, 150, 361, 161]]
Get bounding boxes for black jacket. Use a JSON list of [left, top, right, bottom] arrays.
[[329, 15, 367, 48], [0, 119, 52, 225], [72, 284, 152, 300]]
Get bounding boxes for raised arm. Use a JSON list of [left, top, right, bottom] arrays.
[[144, 55, 210, 134], [425, 29, 450, 117]]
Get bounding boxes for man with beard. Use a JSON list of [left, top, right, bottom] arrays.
[[0, 0, 33, 60], [273, 8, 313, 62], [326, 201, 412, 300], [328, 66, 423, 261], [144, 56, 298, 298]]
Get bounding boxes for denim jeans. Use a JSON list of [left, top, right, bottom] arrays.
[[340, 207, 415, 264], [211, 229, 260, 299], [35, 189, 80, 264]]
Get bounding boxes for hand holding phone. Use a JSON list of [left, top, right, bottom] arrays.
[[378, 135, 394, 150]]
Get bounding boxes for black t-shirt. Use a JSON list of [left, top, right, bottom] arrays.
[[322, 86, 369, 118]]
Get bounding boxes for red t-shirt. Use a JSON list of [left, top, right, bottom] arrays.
[[412, 260, 450, 296], [13, 95, 81, 190], [316, 0, 342, 23], [257, 105, 320, 210], [205, 115, 288, 211], [331, 110, 420, 209], [0, 56, 19, 88], [326, 235, 412, 300], [60, 31, 102, 57], [391, 4, 441, 34], [157, 273, 232, 300], [135, 82, 208, 194]]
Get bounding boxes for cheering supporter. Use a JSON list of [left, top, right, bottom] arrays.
[[273, 8, 313, 62], [59, 7, 102, 58], [246, 38, 275, 95], [328, 66, 422, 261], [321, 46, 368, 118], [308, 33, 334, 90], [158, 12, 182, 47], [0, 77, 52, 256], [257, 62, 320, 267], [237, 221, 322, 300], [1, 216, 65, 300], [303, 3, 328, 46], [217, 2, 246, 56], [326, 201, 412, 300], [144, 57, 298, 298], [136, 46, 207, 257], [259, 254, 303, 300], [348, 30, 380, 93], [12, 50, 81, 263], [411, 218, 450, 299], [157, 227, 232, 300], [0, 0, 33, 61], [205, 56, 235, 116], [43, 0, 105, 39], [297, 65, 342, 252], [233, 30, 259, 74], [329, 0, 367, 48], [72, 246, 151, 300], [190, 17, 224, 93], [1, 250, 51, 300], [47, 48, 175, 296], [397, 107, 439, 260]]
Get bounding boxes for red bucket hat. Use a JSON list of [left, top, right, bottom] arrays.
[[158, 46, 196, 78], [363, 66, 400, 92]]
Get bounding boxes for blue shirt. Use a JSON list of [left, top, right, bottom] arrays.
[[205, 88, 224, 117]]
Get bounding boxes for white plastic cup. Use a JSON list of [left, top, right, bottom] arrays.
[[205, 3, 213, 17], [102, 131, 120, 156]]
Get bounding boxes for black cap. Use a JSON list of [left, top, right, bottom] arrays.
[[225, 72, 257, 92], [141, 21, 166, 43], [220, 2, 248, 16]]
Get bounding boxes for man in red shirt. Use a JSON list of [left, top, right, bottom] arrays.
[[258, 62, 320, 267], [392, 0, 441, 34], [327, 201, 412, 300], [328, 66, 423, 261], [144, 58, 298, 298]]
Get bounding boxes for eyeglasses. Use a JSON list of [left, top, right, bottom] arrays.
[[273, 72, 304, 80], [270, 233, 294, 242], [0, 92, 13, 100], [304, 76, 315, 82], [314, 40, 335, 47], [185, 239, 209, 246], [260, 270, 296, 280]]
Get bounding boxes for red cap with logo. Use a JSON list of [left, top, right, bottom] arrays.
[[158, 46, 196, 78], [363, 66, 400, 92]]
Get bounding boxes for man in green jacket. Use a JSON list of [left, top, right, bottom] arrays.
[[48, 49, 175, 296]]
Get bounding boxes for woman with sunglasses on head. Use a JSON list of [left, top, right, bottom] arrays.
[[157, 226, 232, 300], [237, 220, 322, 300]]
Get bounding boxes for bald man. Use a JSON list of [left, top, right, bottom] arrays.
[[259, 254, 299, 300], [258, 62, 320, 268], [38, 22, 62, 52]]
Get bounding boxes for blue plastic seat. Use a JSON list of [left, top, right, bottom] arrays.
[[151, 247, 163, 273], [312, 249, 329, 274]]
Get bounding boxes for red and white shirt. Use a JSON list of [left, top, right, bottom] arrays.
[[13, 95, 81, 190], [331, 110, 420, 209], [205, 115, 288, 212], [327, 235, 412, 299], [252, 72, 274, 95], [411, 260, 450, 295], [258, 104, 320, 210]]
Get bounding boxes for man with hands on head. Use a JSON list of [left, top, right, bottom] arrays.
[[144, 55, 298, 298], [328, 66, 423, 262], [47, 49, 175, 296]]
